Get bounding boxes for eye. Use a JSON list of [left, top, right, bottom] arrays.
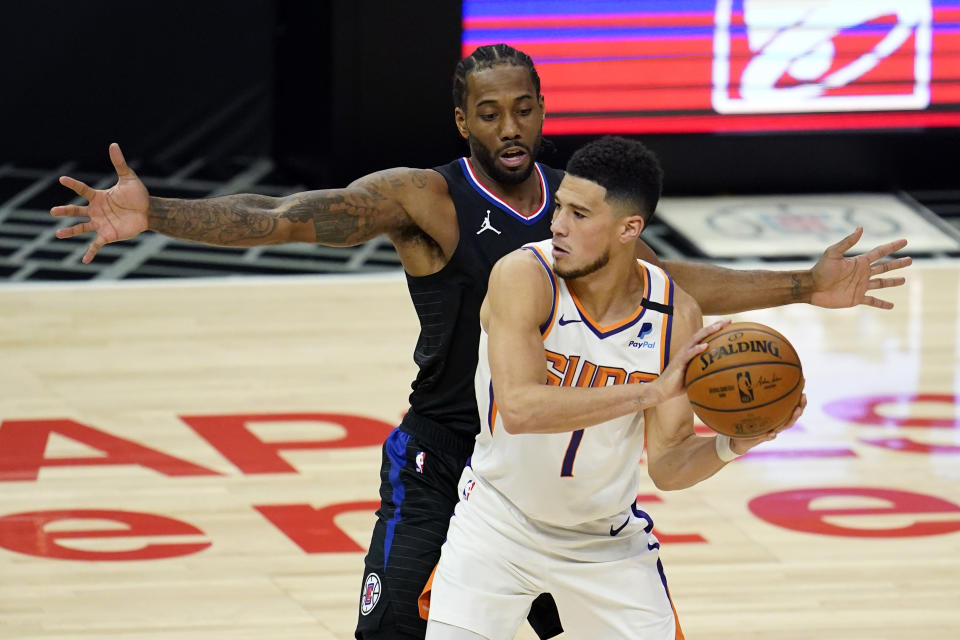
[[518, 108, 532, 116], [479, 113, 497, 122], [573, 211, 586, 219]]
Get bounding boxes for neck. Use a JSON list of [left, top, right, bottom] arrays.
[[565, 254, 645, 324]]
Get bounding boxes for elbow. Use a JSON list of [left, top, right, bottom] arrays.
[[497, 402, 536, 434], [499, 410, 531, 434], [647, 467, 684, 492]]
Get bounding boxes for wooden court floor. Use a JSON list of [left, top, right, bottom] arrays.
[[1, 263, 959, 639]]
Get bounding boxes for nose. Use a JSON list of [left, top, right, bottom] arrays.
[[550, 207, 567, 236], [500, 112, 521, 141]]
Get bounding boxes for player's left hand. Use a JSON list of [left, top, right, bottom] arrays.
[[809, 227, 911, 310], [730, 392, 807, 455]]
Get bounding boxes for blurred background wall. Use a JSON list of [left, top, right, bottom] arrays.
[[2, 0, 957, 194]]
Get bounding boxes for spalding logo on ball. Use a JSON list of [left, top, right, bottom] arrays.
[[684, 322, 804, 438]]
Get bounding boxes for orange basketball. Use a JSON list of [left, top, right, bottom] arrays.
[[684, 322, 803, 438]]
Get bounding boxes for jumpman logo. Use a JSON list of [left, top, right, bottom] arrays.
[[476, 210, 501, 235]]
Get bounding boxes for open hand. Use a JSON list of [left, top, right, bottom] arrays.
[[654, 319, 731, 404], [810, 227, 911, 310], [50, 143, 150, 263]]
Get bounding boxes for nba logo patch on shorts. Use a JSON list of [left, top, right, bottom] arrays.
[[360, 572, 382, 615], [416, 450, 425, 473]]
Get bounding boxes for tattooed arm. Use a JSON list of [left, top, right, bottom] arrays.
[[51, 143, 429, 263], [149, 169, 417, 248]]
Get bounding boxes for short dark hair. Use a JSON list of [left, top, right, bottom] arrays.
[[565, 136, 663, 220], [453, 44, 541, 111]]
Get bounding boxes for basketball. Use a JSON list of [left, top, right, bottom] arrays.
[[685, 322, 804, 438]]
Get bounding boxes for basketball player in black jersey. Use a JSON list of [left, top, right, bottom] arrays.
[[51, 44, 911, 640]]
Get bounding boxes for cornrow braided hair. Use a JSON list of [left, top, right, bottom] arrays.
[[452, 43, 542, 111]]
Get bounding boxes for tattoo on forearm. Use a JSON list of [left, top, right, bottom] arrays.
[[149, 168, 419, 246], [791, 274, 803, 301], [150, 195, 279, 245]]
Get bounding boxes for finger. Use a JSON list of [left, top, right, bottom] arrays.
[[865, 276, 905, 291], [695, 319, 731, 342], [82, 235, 108, 264], [870, 256, 912, 275], [59, 175, 96, 201], [861, 295, 894, 310], [109, 142, 135, 178], [776, 394, 807, 432], [50, 204, 86, 218], [55, 222, 95, 239], [864, 238, 908, 262], [828, 226, 863, 256]]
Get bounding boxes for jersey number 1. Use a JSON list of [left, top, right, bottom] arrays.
[[560, 429, 584, 477]]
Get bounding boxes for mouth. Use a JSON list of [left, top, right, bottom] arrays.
[[499, 146, 529, 168], [551, 241, 569, 258]]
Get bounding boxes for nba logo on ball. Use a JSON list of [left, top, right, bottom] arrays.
[[360, 573, 381, 615], [737, 371, 754, 402]]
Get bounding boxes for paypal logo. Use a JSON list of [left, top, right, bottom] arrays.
[[628, 323, 656, 349], [637, 322, 653, 340]]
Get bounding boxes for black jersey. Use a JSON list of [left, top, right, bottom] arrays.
[[400, 157, 564, 445]]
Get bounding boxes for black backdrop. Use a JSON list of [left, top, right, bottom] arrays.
[[3, 1, 956, 193]]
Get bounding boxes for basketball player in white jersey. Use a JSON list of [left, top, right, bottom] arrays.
[[425, 137, 805, 639]]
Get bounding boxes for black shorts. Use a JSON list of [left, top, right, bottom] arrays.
[[354, 422, 564, 639]]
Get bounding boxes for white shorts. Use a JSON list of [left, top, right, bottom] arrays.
[[428, 467, 684, 639]]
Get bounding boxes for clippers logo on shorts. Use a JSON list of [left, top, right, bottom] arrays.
[[415, 450, 425, 473], [712, 0, 933, 114], [360, 573, 381, 615]]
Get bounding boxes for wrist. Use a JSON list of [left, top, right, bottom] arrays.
[[715, 434, 742, 463], [791, 270, 815, 304]]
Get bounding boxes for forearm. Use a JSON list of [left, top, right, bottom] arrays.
[[648, 433, 728, 490], [147, 194, 295, 246], [498, 382, 664, 434], [662, 260, 813, 315]]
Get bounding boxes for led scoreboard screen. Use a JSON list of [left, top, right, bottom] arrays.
[[462, 0, 960, 134]]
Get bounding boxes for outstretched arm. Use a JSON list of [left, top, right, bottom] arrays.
[[661, 227, 911, 315], [51, 143, 426, 263]]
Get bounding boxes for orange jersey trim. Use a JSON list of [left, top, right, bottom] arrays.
[[568, 264, 649, 336], [522, 243, 560, 341]]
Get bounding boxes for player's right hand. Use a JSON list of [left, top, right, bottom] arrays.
[[655, 319, 731, 404], [50, 143, 150, 263]]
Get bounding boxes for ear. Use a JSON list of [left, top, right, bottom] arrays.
[[455, 107, 469, 139], [619, 216, 645, 244], [539, 94, 545, 121]]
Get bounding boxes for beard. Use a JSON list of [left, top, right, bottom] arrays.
[[468, 132, 543, 186], [552, 251, 610, 280]]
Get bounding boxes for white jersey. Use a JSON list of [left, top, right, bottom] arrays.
[[473, 238, 676, 526]]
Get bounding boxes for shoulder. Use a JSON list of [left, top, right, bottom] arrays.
[[491, 246, 552, 288], [667, 284, 703, 348], [348, 167, 448, 198], [483, 247, 556, 327]]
